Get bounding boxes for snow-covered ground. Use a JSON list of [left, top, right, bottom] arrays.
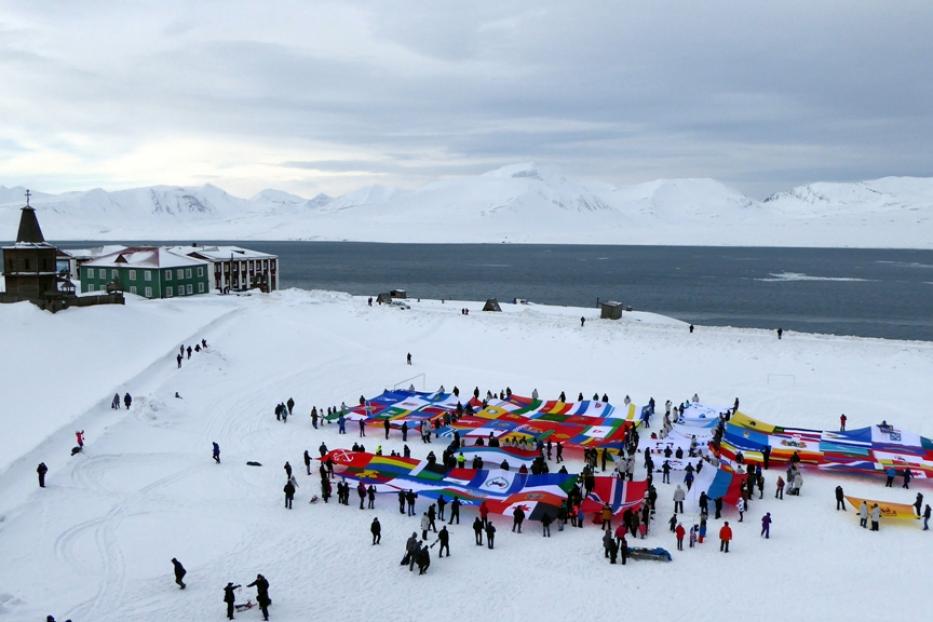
[[1, 290, 931, 621], [2, 164, 932, 247]]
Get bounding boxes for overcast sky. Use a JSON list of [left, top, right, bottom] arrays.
[[1, 0, 931, 198]]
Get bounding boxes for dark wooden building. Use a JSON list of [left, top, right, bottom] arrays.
[[1, 192, 60, 301], [2, 191, 124, 311]]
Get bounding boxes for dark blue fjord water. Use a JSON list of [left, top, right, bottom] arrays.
[[43, 243, 933, 342]]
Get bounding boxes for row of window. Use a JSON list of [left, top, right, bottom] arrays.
[[84, 267, 205, 280], [86, 282, 206, 297]]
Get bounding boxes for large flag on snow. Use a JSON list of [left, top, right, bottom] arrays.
[[845, 496, 920, 521], [720, 412, 933, 479], [338, 390, 638, 449], [684, 464, 747, 508], [321, 450, 646, 520]]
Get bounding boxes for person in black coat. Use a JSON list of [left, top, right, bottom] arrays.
[[512, 506, 525, 533], [450, 496, 461, 524], [438, 525, 450, 557], [37, 462, 48, 488], [416, 544, 430, 575], [367, 484, 376, 509], [284, 481, 295, 509], [247, 574, 270, 621], [485, 522, 496, 549], [835, 485, 846, 511], [473, 517, 484, 545], [406, 489, 417, 516], [303, 450, 311, 475], [223, 582, 240, 620], [384, 418, 390, 439], [398, 490, 406, 514], [371, 517, 381, 544], [124, 393, 132, 409], [171, 557, 187, 589]]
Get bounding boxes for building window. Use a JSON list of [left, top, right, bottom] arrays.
[[144, 270, 152, 281], [86, 268, 95, 278], [88, 283, 96, 292], [129, 286, 137, 294], [112, 269, 118, 278], [185, 268, 192, 279], [197, 267, 204, 277], [144, 287, 152, 298], [166, 270, 172, 281], [176, 268, 183, 279], [197, 282, 205, 293], [166, 286, 173, 297], [129, 269, 136, 280], [186, 284, 193, 295]]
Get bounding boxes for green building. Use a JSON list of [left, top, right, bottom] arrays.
[[79, 247, 210, 299]]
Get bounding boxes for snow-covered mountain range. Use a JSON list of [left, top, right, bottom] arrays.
[[1, 163, 931, 247]]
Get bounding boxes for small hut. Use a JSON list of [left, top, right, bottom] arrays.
[[390, 289, 407, 299], [600, 300, 623, 320], [483, 298, 502, 312]]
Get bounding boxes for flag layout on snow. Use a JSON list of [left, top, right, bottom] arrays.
[[339, 390, 640, 449], [321, 450, 647, 520], [717, 412, 933, 478]]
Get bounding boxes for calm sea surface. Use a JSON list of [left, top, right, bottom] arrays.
[[23, 242, 933, 341]]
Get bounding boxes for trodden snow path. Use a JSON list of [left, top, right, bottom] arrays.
[[1, 289, 931, 621]]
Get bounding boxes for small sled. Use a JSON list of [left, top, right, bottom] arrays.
[[627, 546, 673, 562], [235, 600, 255, 611], [246, 461, 263, 467], [71, 446, 83, 456], [308, 495, 320, 504]]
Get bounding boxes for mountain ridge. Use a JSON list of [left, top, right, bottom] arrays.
[[1, 165, 931, 247]]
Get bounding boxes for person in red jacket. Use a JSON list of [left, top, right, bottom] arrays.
[[75, 430, 85, 448], [479, 501, 490, 527], [839, 413, 847, 431], [675, 523, 686, 550], [719, 521, 733, 553]]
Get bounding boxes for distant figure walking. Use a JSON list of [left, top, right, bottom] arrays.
[[75, 430, 85, 448], [212, 442, 221, 464], [407, 352, 412, 365], [37, 462, 48, 488], [111, 393, 120, 409], [761, 512, 771, 539], [580, 316, 585, 327], [839, 413, 847, 431], [171, 557, 187, 589], [777, 327, 784, 340], [123, 393, 133, 409], [689, 324, 695, 333]]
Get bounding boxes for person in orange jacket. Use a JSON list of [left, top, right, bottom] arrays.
[[479, 500, 490, 527], [719, 521, 733, 552], [675, 523, 686, 550], [600, 504, 613, 531]]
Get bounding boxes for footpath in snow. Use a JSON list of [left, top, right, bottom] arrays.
[[0, 290, 931, 621]]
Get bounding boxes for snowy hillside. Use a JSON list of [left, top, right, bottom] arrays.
[[0, 291, 930, 621], [1, 165, 931, 247]]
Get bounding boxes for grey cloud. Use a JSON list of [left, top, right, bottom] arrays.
[[1, 0, 932, 196]]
